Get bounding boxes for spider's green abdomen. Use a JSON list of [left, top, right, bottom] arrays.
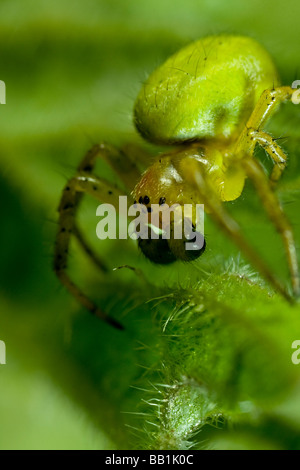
[[134, 35, 279, 144]]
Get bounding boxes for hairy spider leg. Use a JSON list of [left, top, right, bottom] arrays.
[[234, 86, 299, 296], [235, 86, 294, 185], [54, 143, 143, 329], [72, 223, 109, 272], [244, 129, 287, 187], [242, 157, 299, 297]]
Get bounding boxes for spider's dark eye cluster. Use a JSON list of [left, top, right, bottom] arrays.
[[135, 195, 151, 205], [135, 195, 167, 213], [135, 195, 166, 206], [135, 195, 152, 212]]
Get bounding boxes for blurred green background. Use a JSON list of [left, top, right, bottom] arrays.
[[0, 0, 300, 450]]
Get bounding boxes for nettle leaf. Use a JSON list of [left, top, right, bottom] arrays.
[[125, 274, 300, 450]]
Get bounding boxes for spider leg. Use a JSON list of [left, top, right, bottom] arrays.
[[228, 85, 299, 296], [118, 141, 155, 169], [241, 157, 300, 297], [54, 174, 124, 328], [55, 140, 153, 328], [243, 128, 287, 187], [54, 145, 128, 329], [235, 86, 294, 182], [78, 141, 141, 188], [73, 223, 109, 272], [237, 86, 294, 145], [180, 159, 294, 302]]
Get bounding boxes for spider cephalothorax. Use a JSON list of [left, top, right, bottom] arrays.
[[132, 144, 207, 264]]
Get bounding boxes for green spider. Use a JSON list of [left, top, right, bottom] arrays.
[[54, 34, 299, 329]]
